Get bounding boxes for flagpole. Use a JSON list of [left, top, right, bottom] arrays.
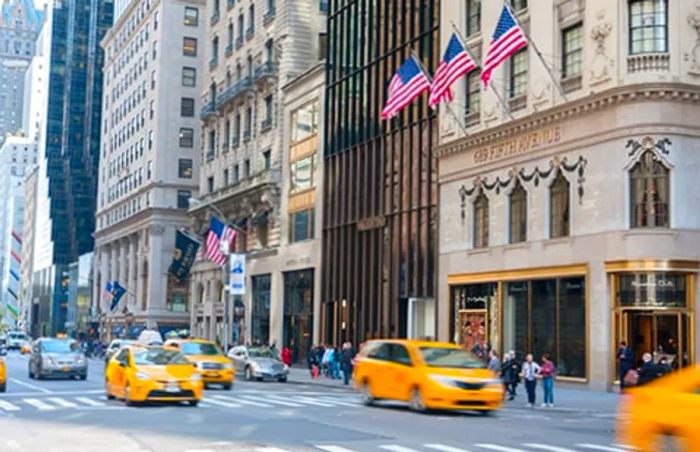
[[409, 50, 470, 137], [450, 21, 515, 121], [502, 2, 568, 102]]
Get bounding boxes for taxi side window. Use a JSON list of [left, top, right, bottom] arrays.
[[116, 349, 129, 366], [366, 343, 391, 361], [389, 344, 413, 366]]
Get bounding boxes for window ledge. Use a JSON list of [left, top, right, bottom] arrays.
[[627, 53, 670, 74], [623, 228, 677, 239], [508, 94, 527, 112], [562, 74, 582, 93], [468, 247, 491, 256], [465, 111, 481, 127], [504, 242, 529, 251], [543, 236, 573, 247]]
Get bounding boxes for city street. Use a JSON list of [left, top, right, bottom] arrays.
[[0, 351, 625, 452]]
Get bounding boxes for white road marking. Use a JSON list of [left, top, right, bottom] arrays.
[[9, 378, 52, 394], [75, 397, 105, 407], [256, 448, 293, 452], [202, 398, 242, 408], [212, 395, 272, 408], [5, 440, 20, 450], [315, 397, 360, 407], [247, 395, 303, 407], [425, 445, 472, 452], [524, 444, 577, 452], [474, 445, 529, 452], [0, 389, 102, 397], [47, 397, 78, 408], [286, 396, 334, 407], [0, 400, 21, 411], [379, 446, 421, 452], [24, 398, 56, 411], [314, 446, 358, 452], [185, 449, 215, 452], [576, 446, 628, 452]]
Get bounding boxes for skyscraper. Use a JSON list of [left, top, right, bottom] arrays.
[[30, 0, 113, 335]]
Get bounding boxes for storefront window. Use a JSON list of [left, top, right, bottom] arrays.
[[291, 101, 319, 143], [251, 274, 271, 345], [451, 283, 498, 353], [503, 281, 528, 363], [617, 273, 686, 307], [283, 270, 314, 364], [558, 278, 586, 378], [531, 279, 556, 365]]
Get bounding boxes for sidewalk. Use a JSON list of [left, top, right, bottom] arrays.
[[286, 367, 620, 414]]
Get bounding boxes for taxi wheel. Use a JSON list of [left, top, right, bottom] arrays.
[[124, 384, 137, 407], [245, 366, 253, 381], [409, 387, 427, 413], [0, 382, 5, 393], [655, 432, 683, 452], [188, 400, 199, 407], [360, 381, 376, 406], [28, 365, 34, 379], [223, 382, 233, 390]]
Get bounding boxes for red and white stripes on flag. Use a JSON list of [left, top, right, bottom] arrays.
[[204, 216, 236, 267], [429, 33, 478, 108], [481, 5, 528, 89], [381, 55, 431, 119]]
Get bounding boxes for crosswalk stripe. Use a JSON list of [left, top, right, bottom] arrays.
[[213, 395, 272, 408], [256, 448, 292, 452], [24, 398, 56, 411], [315, 397, 360, 407], [75, 397, 106, 407], [202, 398, 242, 408], [576, 445, 628, 452], [379, 446, 421, 452], [524, 444, 577, 452], [0, 400, 21, 411], [425, 444, 472, 452], [251, 395, 303, 407], [286, 396, 335, 407], [314, 446, 358, 452], [474, 445, 529, 452], [47, 397, 78, 408]]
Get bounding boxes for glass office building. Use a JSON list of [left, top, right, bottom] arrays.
[[322, 0, 439, 345]]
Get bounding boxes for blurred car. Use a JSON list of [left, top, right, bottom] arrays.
[[0, 355, 6, 392], [105, 345, 203, 406], [7, 331, 29, 350], [137, 329, 164, 346], [0, 336, 6, 356], [164, 339, 234, 389], [104, 339, 136, 364], [28, 338, 87, 380], [353, 339, 503, 414], [617, 365, 700, 451], [227, 346, 288, 382]]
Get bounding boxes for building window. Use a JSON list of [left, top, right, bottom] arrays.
[[183, 37, 197, 56], [473, 191, 489, 249], [263, 150, 271, 170], [247, 4, 255, 35], [180, 97, 195, 117], [179, 128, 194, 147], [244, 159, 250, 178], [290, 155, 316, 193], [465, 71, 480, 117], [208, 129, 216, 157], [177, 190, 191, 209], [184, 7, 199, 26], [244, 107, 252, 139], [466, 0, 481, 36], [550, 172, 570, 239], [223, 168, 229, 185], [238, 14, 244, 40], [629, 0, 668, 55], [224, 120, 231, 149], [178, 159, 193, 178], [227, 23, 234, 48], [207, 177, 214, 193], [509, 0, 527, 12], [211, 36, 219, 62], [233, 164, 239, 181], [630, 151, 669, 228], [289, 209, 315, 243], [182, 67, 196, 87], [562, 23, 583, 78], [509, 49, 528, 98], [148, 130, 154, 149], [509, 181, 527, 244], [291, 101, 319, 143]]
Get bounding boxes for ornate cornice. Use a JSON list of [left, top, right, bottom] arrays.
[[436, 84, 700, 159]]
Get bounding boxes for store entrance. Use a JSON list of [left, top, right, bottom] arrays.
[[622, 310, 689, 369]]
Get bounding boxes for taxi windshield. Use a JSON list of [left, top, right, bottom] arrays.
[[248, 348, 276, 359], [132, 349, 190, 365], [181, 342, 221, 356], [419, 347, 484, 369], [41, 340, 79, 353]]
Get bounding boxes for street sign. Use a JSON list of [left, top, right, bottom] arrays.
[[229, 254, 246, 295]]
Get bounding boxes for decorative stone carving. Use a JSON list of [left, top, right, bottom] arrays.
[[625, 136, 673, 170], [441, 113, 457, 138], [590, 21, 613, 85], [685, 6, 700, 74], [531, 79, 551, 106]]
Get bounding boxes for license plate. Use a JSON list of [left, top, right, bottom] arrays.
[[61, 366, 71, 372], [206, 372, 219, 378], [165, 384, 179, 393]]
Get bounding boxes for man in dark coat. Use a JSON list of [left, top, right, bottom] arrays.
[[501, 351, 520, 401], [340, 342, 356, 386], [618, 341, 634, 391], [637, 352, 658, 386]]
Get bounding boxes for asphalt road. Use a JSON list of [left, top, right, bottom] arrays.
[[0, 351, 624, 452]]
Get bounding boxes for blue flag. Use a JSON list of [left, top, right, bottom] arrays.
[[109, 282, 127, 312], [168, 230, 201, 281]]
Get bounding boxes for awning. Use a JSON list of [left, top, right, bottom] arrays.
[[126, 324, 146, 339], [111, 325, 124, 335]]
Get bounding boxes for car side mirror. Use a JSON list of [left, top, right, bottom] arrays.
[[118, 361, 127, 368]]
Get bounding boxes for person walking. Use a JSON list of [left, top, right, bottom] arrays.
[[281, 346, 292, 367], [340, 342, 355, 385], [540, 354, 556, 407], [487, 350, 501, 374], [521, 353, 541, 408], [331, 346, 341, 379], [618, 341, 634, 392], [501, 351, 520, 401]]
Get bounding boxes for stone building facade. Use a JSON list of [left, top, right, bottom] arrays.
[[437, 0, 700, 390]]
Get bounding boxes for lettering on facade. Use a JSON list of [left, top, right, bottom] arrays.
[[473, 126, 562, 164], [357, 216, 386, 231], [631, 279, 675, 289], [286, 257, 312, 267]]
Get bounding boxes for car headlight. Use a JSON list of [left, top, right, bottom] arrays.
[[76, 356, 86, 365], [191, 373, 202, 382], [250, 362, 260, 372], [428, 374, 458, 388], [43, 357, 57, 367], [135, 371, 150, 381], [223, 362, 233, 370], [195, 362, 204, 370]]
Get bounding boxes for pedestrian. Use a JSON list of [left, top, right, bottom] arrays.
[[308, 345, 320, 379], [331, 346, 341, 379], [656, 356, 672, 378], [540, 354, 556, 407], [487, 350, 501, 374], [501, 351, 520, 401], [521, 353, 541, 408], [281, 346, 292, 367], [617, 341, 634, 392], [340, 341, 355, 385], [637, 352, 658, 386]]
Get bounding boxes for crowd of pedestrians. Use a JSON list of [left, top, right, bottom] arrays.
[[307, 342, 356, 385]]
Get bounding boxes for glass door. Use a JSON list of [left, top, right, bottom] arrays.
[[622, 311, 684, 369]]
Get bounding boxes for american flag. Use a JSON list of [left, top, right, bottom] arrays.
[[481, 5, 528, 89], [205, 216, 236, 266], [429, 33, 478, 108], [381, 55, 431, 120]]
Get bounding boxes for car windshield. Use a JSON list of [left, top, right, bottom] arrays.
[[181, 342, 221, 356], [419, 347, 484, 369], [132, 349, 191, 366], [10, 333, 27, 340], [248, 348, 276, 359], [41, 340, 79, 354]]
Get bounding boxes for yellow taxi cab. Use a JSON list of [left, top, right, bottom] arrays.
[[354, 339, 503, 414], [617, 365, 700, 451], [164, 338, 234, 390], [105, 345, 203, 406], [0, 356, 6, 392]]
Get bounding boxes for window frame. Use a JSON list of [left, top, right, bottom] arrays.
[[509, 181, 527, 244], [179, 127, 194, 148], [629, 151, 670, 228], [549, 172, 571, 239], [562, 23, 583, 79], [182, 67, 196, 87], [628, 0, 668, 55], [176, 190, 191, 209], [289, 208, 315, 243], [473, 191, 489, 249], [184, 7, 199, 26], [509, 48, 528, 99], [183, 37, 198, 57], [178, 158, 193, 178], [466, 0, 481, 36], [180, 97, 195, 117]]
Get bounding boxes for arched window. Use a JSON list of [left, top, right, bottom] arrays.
[[550, 172, 570, 238], [509, 181, 527, 243], [630, 151, 669, 228], [473, 191, 489, 248]]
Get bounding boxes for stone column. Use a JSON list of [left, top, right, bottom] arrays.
[[128, 235, 136, 309], [99, 245, 110, 313], [146, 224, 168, 312], [136, 229, 146, 312]]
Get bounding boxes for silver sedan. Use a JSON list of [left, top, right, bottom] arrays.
[[227, 346, 289, 382]]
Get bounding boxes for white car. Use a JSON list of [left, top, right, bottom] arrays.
[[7, 331, 29, 350]]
